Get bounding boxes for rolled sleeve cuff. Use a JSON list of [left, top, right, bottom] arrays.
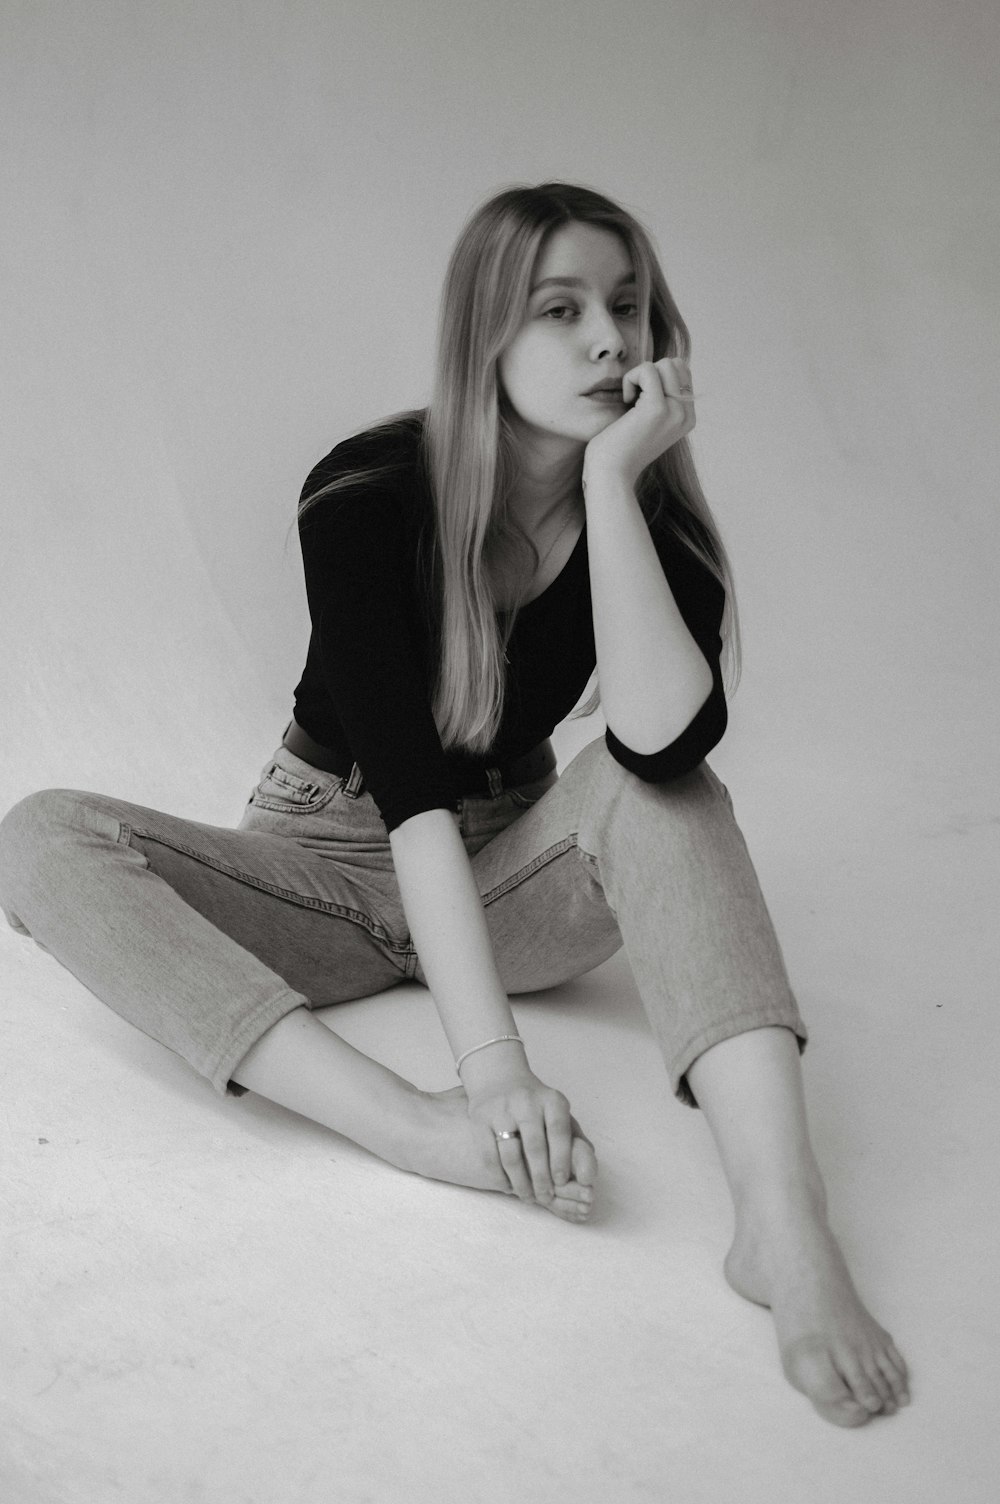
[[604, 668, 728, 782]]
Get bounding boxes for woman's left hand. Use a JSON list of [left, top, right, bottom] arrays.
[[582, 356, 696, 491]]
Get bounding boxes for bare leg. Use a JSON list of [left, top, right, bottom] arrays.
[[232, 1008, 596, 1223], [686, 1026, 910, 1426]]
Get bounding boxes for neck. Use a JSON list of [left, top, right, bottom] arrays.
[[505, 430, 586, 532]]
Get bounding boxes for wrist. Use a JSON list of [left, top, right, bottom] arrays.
[[458, 1038, 531, 1095], [581, 461, 635, 497]]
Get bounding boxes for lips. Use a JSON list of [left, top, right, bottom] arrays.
[[583, 379, 626, 395]]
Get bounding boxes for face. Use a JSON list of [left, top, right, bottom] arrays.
[[497, 221, 647, 467]]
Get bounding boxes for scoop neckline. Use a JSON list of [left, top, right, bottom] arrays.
[[498, 518, 586, 615]]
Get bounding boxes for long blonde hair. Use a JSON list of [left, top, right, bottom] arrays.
[[300, 181, 741, 756]]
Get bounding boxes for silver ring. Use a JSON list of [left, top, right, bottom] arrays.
[[494, 1128, 521, 1141], [679, 384, 693, 394]]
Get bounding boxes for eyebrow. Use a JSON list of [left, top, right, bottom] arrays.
[[530, 273, 637, 294]]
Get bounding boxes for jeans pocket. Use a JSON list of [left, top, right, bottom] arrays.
[[250, 747, 345, 813]]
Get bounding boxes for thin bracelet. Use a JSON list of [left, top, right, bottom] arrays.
[[454, 1034, 524, 1073]]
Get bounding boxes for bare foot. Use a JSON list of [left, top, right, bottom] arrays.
[[724, 1188, 910, 1426], [399, 1086, 597, 1224]]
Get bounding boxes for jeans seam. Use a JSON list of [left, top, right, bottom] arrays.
[[569, 839, 616, 917], [125, 825, 398, 947], [249, 786, 343, 814], [478, 835, 578, 907]]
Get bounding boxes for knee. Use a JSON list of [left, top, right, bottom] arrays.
[[600, 748, 722, 817], [0, 789, 94, 901], [581, 753, 731, 859]]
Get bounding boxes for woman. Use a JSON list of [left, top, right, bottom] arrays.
[[0, 181, 909, 1426]]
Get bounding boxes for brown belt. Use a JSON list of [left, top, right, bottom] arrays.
[[282, 716, 556, 799]]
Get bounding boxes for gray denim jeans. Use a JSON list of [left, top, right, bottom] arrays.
[[0, 733, 806, 1106]]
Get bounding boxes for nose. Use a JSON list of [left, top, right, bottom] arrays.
[[586, 306, 629, 362]]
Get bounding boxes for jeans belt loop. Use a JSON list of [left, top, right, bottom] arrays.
[[343, 762, 365, 799]]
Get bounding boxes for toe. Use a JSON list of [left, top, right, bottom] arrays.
[[885, 1336, 910, 1386], [554, 1177, 593, 1205], [877, 1345, 911, 1405], [840, 1355, 885, 1415], [550, 1193, 592, 1223], [819, 1398, 872, 1428], [783, 1339, 872, 1428], [862, 1353, 896, 1413], [570, 1134, 598, 1188]]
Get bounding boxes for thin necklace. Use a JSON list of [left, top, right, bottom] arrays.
[[495, 498, 583, 613], [534, 506, 580, 578]]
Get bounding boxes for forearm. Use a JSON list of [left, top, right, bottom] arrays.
[[582, 466, 713, 752], [389, 807, 530, 1091]]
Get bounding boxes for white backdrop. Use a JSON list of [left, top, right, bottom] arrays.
[[4, 0, 996, 831], [2, 2, 998, 1497]]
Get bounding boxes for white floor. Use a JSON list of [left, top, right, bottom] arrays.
[[2, 714, 997, 1504]]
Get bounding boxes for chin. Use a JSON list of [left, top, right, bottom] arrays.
[[584, 407, 624, 434], [517, 409, 612, 452]]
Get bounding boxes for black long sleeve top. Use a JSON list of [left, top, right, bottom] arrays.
[[291, 415, 728, 833]]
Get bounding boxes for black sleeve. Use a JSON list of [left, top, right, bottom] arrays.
[[297, 448, 457, 833], [603, 522, 729, 780]]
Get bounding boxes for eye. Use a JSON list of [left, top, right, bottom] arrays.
[[541, 304, 576, 321], [615, 302, 639, 318]]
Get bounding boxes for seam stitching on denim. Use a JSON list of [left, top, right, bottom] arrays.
[[128, 827, 395, 944], [250, 787, 342, 813], [479, 836, 577, 906]]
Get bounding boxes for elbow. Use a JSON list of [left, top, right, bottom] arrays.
[[605, 671, 728, 782]]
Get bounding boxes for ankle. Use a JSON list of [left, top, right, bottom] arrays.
[[384, 1087, 435, 1175], [732, 1164, 828, 1228]]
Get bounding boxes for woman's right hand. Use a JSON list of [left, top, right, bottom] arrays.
[[464, 1070, 591, 1204]]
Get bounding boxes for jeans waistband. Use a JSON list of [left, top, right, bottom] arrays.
[[282, 717, 557, 799]]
